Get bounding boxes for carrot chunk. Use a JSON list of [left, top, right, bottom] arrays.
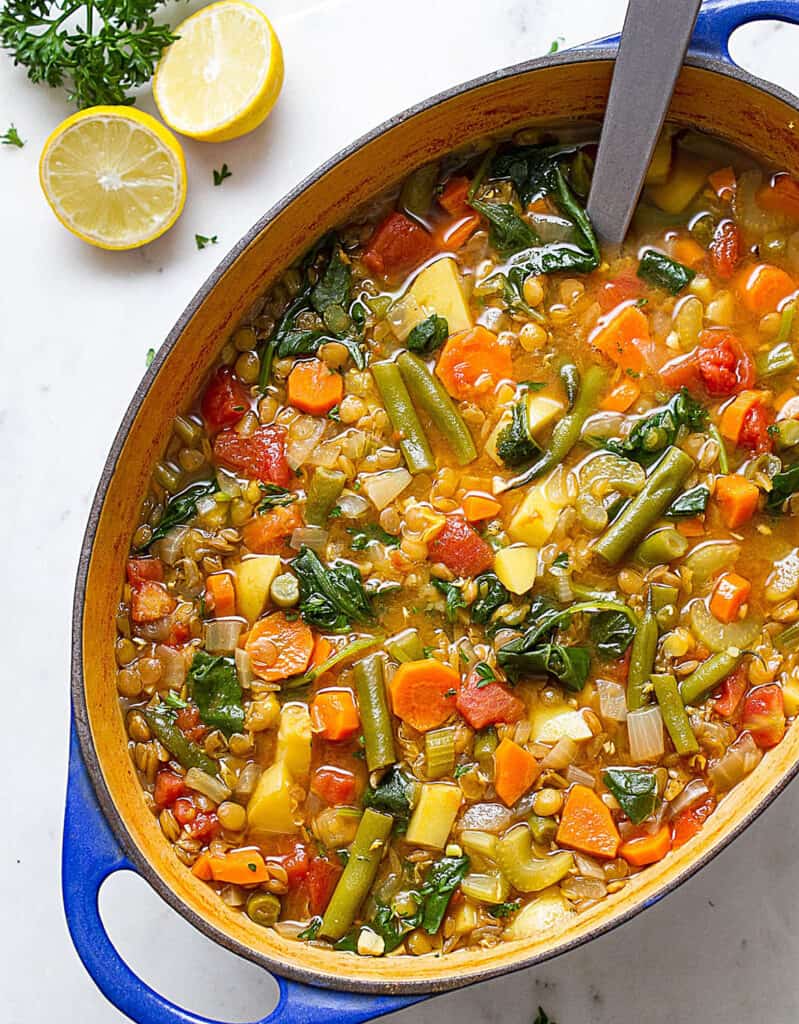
[[388, 659, 460, 732], [287, 358, 344, 416], [437, 212, 481, 251], [191, 852, 214, 881], [208, 848, 270, 885], [671, 236, 706, 268], [708, 165, 736, 201], [245, 612, 314, 682], [738, 263, 796, 314], [590, 304, 649, 373], [719, 390, 770, 445], [435, 326, 513, 400], [599, 378, 640, 413], [709, 571, 752, 624], [755, 173, 799, 220], [439, 175, 471, 216], [462, 493, 502, 522], [310, 689, 361, 741], [241, 504, 302, 554], [714, 474, 760, 529], [130, 580, 176, 623], [556, 784, 620, 859], [205, 572, 236, 618], [619, 824, 671, 867], [494, 738, 540, 807]]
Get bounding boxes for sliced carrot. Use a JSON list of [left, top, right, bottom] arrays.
[[130, 580, 176, 624], [435, 326, 513, 400], [738, 263, 796, 315], [676, 516, 705, 537], [462, 493, 502, 522], [590, 304, 649, 374], [191, 852, 214, 881], [205, 572, 236, 618], [287, 358, 344, 416], [310, 635, 333, 670], [310, 689, 361, 741], [437, 212, 481, 251], [719, 390, 770, 445], [241, 504, 302, 554], [619, 825, 671, 867], [715, 474, 760, 529], [708, 165, 736, 201], [599, 378, 640, 413], [439, 175, 471, 216], [245, 612, 314, 683], [671, 236, 706, 269], [388, 659, 460, 732], [208, 848, 270, 885], [556, 784, 620, 859], [709, 571, 752, 624], [755, 173, 799, 220], [494, 738, 540, 807]]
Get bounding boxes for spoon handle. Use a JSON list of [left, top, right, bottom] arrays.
[[587, 0, 703, 245]]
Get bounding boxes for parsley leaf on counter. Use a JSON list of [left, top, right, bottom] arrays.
[[1, 124, 24, 147], [195, 233, 218, 250], [213, 163, 232, 186]]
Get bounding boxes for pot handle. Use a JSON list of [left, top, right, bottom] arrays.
[[62, 724, 420, 1024], [582, 0, 799, 64]]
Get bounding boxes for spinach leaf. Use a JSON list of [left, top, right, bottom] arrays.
[[602, 767, 657, 824], [496, 400, 541, 467], [433, 579, 467, 623], [474, 661, 497, 687], [370, 901, 420, 953], [665, 484, 710, 518], [407, 314, 449, 355], [471, 573, 511, 626], [419, 855, 470, 934], [257, 483, 297, 513], [766, 461, 799, 513], [297, 916, 322, 940], [470, 198, 538, 257], [498, 641, 591, 692], [188, 651, 244, 737], [347, 524, 400, 550], [311, 246, 351, 313], [292, 546, 374, 632], [534, 1009, 556, 1024], [363, 766, 414, 832], [334, 931, 359, 952], [487, 900, 521, 918], [589, 609, 635, 659], [637, 248, 696, 295], [143, 479, 217, 549], [600, 389, 707, 464]]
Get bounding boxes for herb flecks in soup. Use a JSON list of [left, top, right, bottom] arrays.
[[117, 127, 799, 957]]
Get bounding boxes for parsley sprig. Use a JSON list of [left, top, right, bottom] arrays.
[[1, 123, 24, 147]]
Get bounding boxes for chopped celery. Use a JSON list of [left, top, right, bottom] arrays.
[[425, 727, 456, 780], [386, 628, 424, 663], [495, 823, 573, 892], [461, 871, 510, 905]]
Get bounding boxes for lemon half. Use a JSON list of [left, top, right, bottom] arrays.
[[39, 106, 187, 250], [153, 1, 284, 142]]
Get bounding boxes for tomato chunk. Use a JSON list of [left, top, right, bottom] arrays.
[[305, 856, 343, 916], [130, 579, 176, 623], [173, 796, 197, 825], [596, 270, 643, 313], [709, 220, 741, 280], [427, 516, 494, 577], [311, 765, 358, 804], [213, 425, 291, 486], [671, 795, 715, 848], [713, 664, 749, 719], [663, 330, 754, 397], [267, 840, 311, 886], [154, 770, 186, 808], [126, 557, 164, 586], [742, 684, 785, 748], [456, 669, 525, 729], [738, 402, 774, 453], [362, 212, 436, 279], [201, 367, 250, 432], [185, 811, 220, 842]]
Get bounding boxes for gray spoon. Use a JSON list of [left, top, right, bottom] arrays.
[[587, 0, 704, 245]]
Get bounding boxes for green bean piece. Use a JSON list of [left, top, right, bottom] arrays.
[[246, 892, 281, 927], [634, 527, 689, 566], [396, 351, 477, 465], [287, 633, 385, 689], [353, 654, 396, 771], [679, 649, 742, 706], [305, 467, 346, 526], [499, 364, 608, 492], [593, 447, 695, 565], [650, 582, 679, 611], [755, 340, 797, 379], [474, 726, 498, 768], [772, 419, 799, 451], [652, 673, 699, 755], [627, 591, 658, 711], [270, 572, 300, 609], [143, 705, 219, 776], [319, 808, 394, 941], [399, 162, 439, 222], [386, 628, 425, 663], [372, 361, 436, 474], [708, 425, 729, 474], [258, 339, 276, 392]]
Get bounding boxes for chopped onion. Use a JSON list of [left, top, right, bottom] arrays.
[[360, 468, 412, 511], [340, 429, 369, 461], [155, 644, 189, 688], [156, 526, 188, 566], [627, 705, 665, 763], [458, 802, 514, 834], [196, 495, 217, 516], [541, 736, 578, 770], [184, 767, 231, 804], [306, 440, 342, 468], [550, 567, 574, 604], [565, 764, 595, 788], [215, 469, 241, 498], [286, 416, 326, 470], [527, 212, 575, 243], [204, 618, 244, 654], [290, 526, 328, 554], [667, 778, 710, 821], [234, 647, 255, 688], [336, 491, 370, 518], [709, 732, 762, 793], [573, 853, 606, 880], [561, 876, 607, 901], [597, 679, 628, 722]]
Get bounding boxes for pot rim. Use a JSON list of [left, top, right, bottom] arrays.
[[72, 44, 799, 994]]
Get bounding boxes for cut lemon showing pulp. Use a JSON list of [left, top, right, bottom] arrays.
[[153, 1, 284, 143], [39, 107, 186, 251]]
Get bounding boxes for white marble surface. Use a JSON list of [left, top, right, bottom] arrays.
[[4, 2, 799, 1022]]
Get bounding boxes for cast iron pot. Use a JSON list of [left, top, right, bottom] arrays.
[[65, 2, 799, 1021]]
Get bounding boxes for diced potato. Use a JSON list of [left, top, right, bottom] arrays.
[[648, 151, 712, 214], [234, 555, 281, 623], [360, 467, 412, 511], [246, 761, 300, 834], [526, 394, 564, 436], [783, 675, 799, 717], [275, 702, 312, 777], [451, 898, 480, 936], [508, 479, 563, 546], [504, 887, 575, 940], [644, 128, 674, 185], [406, 783, 462, 849], [394, 257, 473, 339], [531, 706, 593, 743], [494, 545, 538, 595]]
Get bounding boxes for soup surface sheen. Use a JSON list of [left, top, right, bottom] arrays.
[[116, 126, 799, 957]]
